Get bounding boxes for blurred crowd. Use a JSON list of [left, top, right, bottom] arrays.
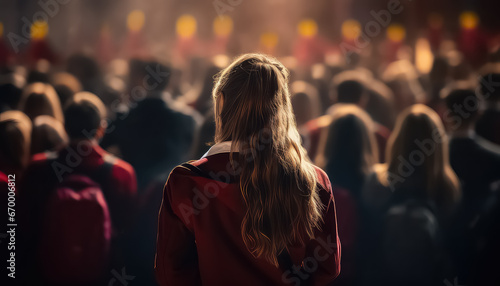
[[1, 23, 500, 286]]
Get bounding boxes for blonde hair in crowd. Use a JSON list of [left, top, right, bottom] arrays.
[[213, 54, 323, 266]]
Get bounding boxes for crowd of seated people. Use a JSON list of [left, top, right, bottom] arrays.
[[0, 42, 500, 286]]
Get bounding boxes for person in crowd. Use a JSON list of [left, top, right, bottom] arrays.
[[316, 104, 378, 197], [155, 54, 341, 285], [0, 110, 32, 178], [19, 92, 137, 285], [315, 104, 378, 286], [51, 72, 83, 107], [101, 59, 197, 189], [0, 71, 24, 113], [302, 70, 389, 162], [475, 68, 500, 145], [443, 84, 500, 200], [0, 111, 32, 286], [18, 82, 64, 123], [361, 104, 460, 286], [290, 80, 321, 128], [30, 115, 68, 155], [442, 83, 500, 286], [363, 104, 460, 217]]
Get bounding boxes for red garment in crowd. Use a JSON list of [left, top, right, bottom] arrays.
[[21, 142, 137, 232], [155, 144, 341, 286]]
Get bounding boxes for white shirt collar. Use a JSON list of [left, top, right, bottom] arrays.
[[201, 141, 233, 159]]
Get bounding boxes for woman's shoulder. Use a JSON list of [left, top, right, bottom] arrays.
[[312, 165, 332, 194]]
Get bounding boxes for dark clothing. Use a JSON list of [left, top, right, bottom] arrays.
[[449, 135, 500, 199], [475, 108, 500, 146], [155, 153, 341, 286], [18, 143, 137, 285], [102, 96, 196, 188]]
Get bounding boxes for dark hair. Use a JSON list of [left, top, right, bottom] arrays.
[[129, 59, 171, 93], [480, 73, 500, 101], [64, 92, 106, 140], [443, 87, 479, 120], [317, 105, 378, 196], [337, 80, 365, 103]]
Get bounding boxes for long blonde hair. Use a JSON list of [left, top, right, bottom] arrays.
[[213, 54, 323, 266]]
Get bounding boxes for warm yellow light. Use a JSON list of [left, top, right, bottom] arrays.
[[0, 23, 3, 38], [176, 14, 197, 38], [386, 24, 405, 42], [428, 13, 443, 29], [460, 11, 479, 29], [260, 32, 279, 49], [31, 20, 49, 40], [341, 19, 361, 40], [127, 10, 145, 32], [415, 38, 434, 74], [213, 15, 233, 37], [297, 19, 318, 38]]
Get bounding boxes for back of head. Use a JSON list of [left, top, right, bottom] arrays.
[[386, 104, 459, 206], [290, 81, 320, 126], [441, 82, 479, 123], [64, 92, 106, 141], [213, 53, 322, 265], [0, 111, 32, 172], [318, 105, 378, 194], [52, 72, 82, 107], [19, 82, 64, 123], [31, 115, 68, 155], [332, 71, 367, 104], [128, 59, 171, 94]]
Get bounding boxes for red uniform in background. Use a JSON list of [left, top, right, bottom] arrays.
[[155, 143, 341, 286]]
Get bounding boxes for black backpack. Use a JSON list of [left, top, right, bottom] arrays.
[[380, 199, 443, 286]]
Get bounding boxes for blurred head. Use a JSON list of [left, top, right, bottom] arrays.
[[0, 72, 24, 112], [331, 71, 368, 106], [31, 115, 68, 155], [52, 72, 82, 107], [19, 82, 64, 123], [0, 111, 32, 172], [384, 104, 460, 207], [442, 83, 479, 127], [316, 104, 378, 195], [213, 53, 322, 266], [128, 59, 171, 96], [290, 81, 320, 126], [64, 92, 107, 141]]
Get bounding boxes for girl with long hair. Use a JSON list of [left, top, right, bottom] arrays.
[[363, 104, 461, 217], [316, 104, 378, 197], [155, 54, 340, 285]]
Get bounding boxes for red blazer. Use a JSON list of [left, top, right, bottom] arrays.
[[155, 153, 341, 285]]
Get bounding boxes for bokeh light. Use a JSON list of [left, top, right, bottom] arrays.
[[213, 15, 233, 37], [31, 20, 49, 40], [459, 11, 479, 29], [260, 32, 279, 49], [127, 10, 145, 32], [297, 19, 318, 38], [176, 14, 197, 38], [341, 19, 361, 40], [386, 24, 405, 42]]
